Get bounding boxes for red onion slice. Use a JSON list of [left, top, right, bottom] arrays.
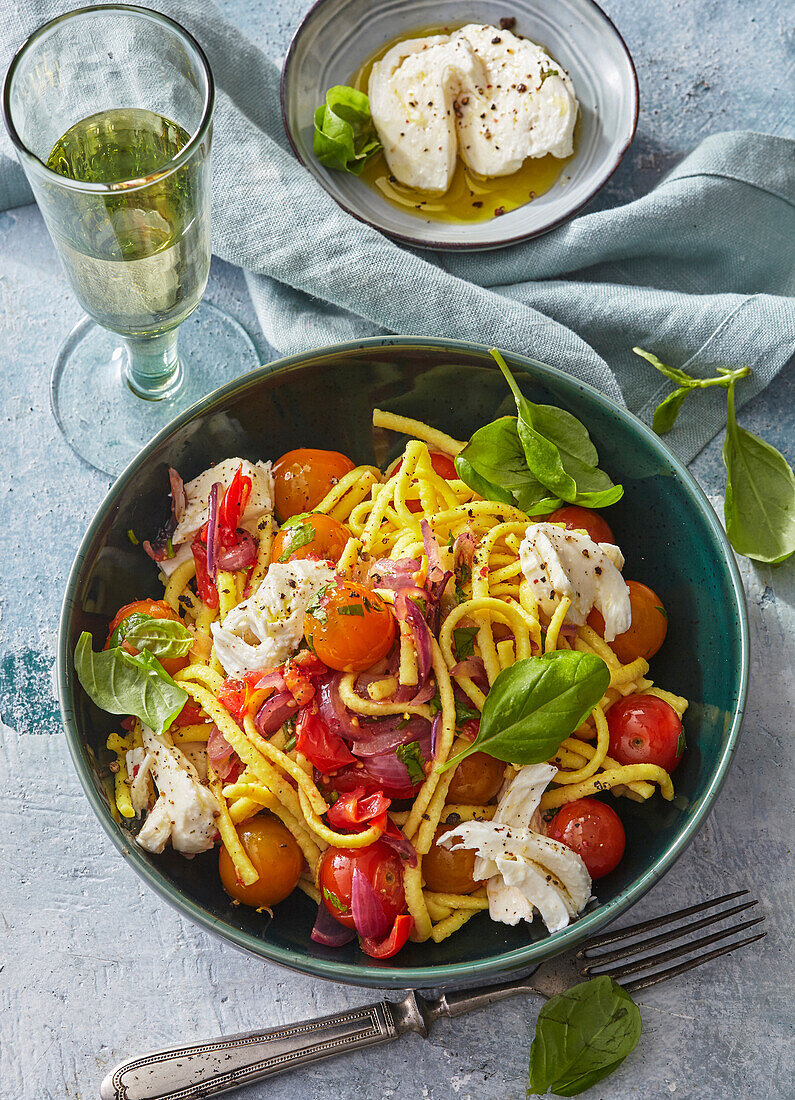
[[254, 691, 298, 736], [207, 725, 235, 765], [143, 466, 187, 561], [451, 656, 489, 691], [430, 712, 442, 759], [206, 481, 222, 577], [311, 903, 356, 947], [351, 868, 390, 942], [217, 530, 257, 570], [252, 669, 288, 693], [169, 466, 187, 525], [453, 529, 476, 565], [394, 591, 433, 685], [351, 716, 430, 758], [381, 822, 418, 867], [316, 674, 364, 741], [369, 557, 421, 591]]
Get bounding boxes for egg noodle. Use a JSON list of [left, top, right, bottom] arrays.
[[106, 409, 687, 946]]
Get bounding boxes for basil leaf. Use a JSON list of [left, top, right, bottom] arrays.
[[322, 886, 346, 912], [277, 520, 316, 562], [108, 611, 152, 650], [280, 512, 312, 529], [723, 381, 795, 563], [74, 631, 188, 736], [396, 741, 426, 785], [453, 626, 479, 660], [338, 604, 365, 616], [123, 617, 193, 659], [633, 346, 696, 386], [313, 85, 382, 175], [441, 651, 610, 771], [455, 417, 563, 515], [492, 350, 623, 509], [528, 976, 642, 1096], [652, 387, 691, 434], [455, 698, 480, 727]]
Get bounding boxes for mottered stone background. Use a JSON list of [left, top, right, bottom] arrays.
[[0, 0, 793, 1096]]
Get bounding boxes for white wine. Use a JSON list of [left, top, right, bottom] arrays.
[[45, 108, 210, 337]]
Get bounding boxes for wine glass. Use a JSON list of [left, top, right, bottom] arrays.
[[2, 4, 259, 476]]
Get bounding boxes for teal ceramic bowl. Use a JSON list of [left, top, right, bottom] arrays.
[[281, 0, 638, 249], [58, 339, 748, 989]]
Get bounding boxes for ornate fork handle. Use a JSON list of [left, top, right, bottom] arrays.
[[99, 993, 430, 1100]]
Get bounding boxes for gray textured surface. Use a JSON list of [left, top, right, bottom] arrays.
[[0, 0, 793, 1097]]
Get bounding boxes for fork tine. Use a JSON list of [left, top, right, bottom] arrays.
[[580, 899, 759, 966], [621, 930, 767, 994], [578, 890, 749, 955], [581, 916, 766, 980]]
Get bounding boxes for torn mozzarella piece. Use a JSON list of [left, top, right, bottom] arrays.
[[126, 746, 154, 815], [136, 725, 219, 855], [211, 559, 334, 676], [438, 763, 591, 933], [519, 522, 631, 641], [454, 24, 578, 175], [170, 458, 275, 549], [369, 34, 486, 192]]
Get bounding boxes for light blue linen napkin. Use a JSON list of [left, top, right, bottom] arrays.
[[2, 0, 793, 462]]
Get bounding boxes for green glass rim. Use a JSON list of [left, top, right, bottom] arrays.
[[57, 336, 749, 988], [2, 3, 215, 195]]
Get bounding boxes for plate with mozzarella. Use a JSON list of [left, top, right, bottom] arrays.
[[281, 0, 638, 249]]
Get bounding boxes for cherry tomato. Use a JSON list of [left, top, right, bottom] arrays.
[[295, 706, 355, 774], [393, 451, 457, 512], [105, 598, 188, 677], [588, 580, 668, 664], [446, 752, 504, 805], [271, 513, 350, 565], [218, 814, 303, 908], [272, 449, 355, 522], [318, 841, 406, 930], [304, 581, 395, 672], [545, 798, 625, 879], [422, 825, 482, 895], [607, 694, 684, 773], [548, 505, 615, 546]]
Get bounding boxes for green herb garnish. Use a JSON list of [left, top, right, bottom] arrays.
[[313, 86, 382, 175], [453, 626, 479, 660], [396, 741, 426, 785], [338, 604, 366, 617], [277, 520, 316, 562], [322, 886, 346, 912], [539, 68, 560, 85], [122, 616, 193, 659]]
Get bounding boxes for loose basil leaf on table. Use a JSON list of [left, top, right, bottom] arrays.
[[74, 631, 188, 736], [491, 350, 623, 509], [633, 346, 751, 435], [313, 85, 382, 175], [455, 416, 562, 515], [440, 651, 610, 771], [528, 976, 642, 1096], [723, 380, 795, 564], [122, 616, 194, 659]]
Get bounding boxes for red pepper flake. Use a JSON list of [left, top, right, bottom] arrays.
[[494, 206, 506, 217]]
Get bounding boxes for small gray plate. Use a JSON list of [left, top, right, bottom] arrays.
[[281, 0, 639, 250]]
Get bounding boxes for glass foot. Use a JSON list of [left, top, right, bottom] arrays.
[[50, 301, 260, 477]]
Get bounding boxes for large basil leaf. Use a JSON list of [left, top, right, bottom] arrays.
[[493, 351, 623, 509], [440, 651, 610, 771], [107, 611, 151, 650], [455, 417, 562, 515], [123, 616, 193, 659], [74, 631, 188, 735], [528, 976, 642, 1096], [313, 85, 382, 175], [723, 381, 795, 564]]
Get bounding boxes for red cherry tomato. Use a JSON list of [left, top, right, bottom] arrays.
[[304, 581, 395, 672], [545, 798, 626, 879], [548, 505, 615, 546], [325, 787, 391, 833], [105, 598, 189, 677], [272, 449, 355, 522], [393, 450, 457, 513], [588, 580, 668, 664], [295, 706, 355, 774], [607, 694, 684, 773], [318, 841, 406, 930], [271, 513, 350, 565]]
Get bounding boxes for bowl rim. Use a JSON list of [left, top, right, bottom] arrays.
[[279, 0, 640, 251], [58, 336, 749, 989]]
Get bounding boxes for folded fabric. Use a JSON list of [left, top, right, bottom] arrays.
[[2, 0, 793, 462]]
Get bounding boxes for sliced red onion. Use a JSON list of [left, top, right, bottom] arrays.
[[369, 557, 421, 591], [351, 868, 390, 941], [143, 466, 187, 561], [351, 716, 431, 758], [420, 520, 452, 613], [453, 529, 476, 565], [311, 903, 356, 947], [394, 591, 433, 685], [253, 669, 288, 693], [254, 691, 297, 736], [206, 481, 222, 577], [360, 725, 432, 797], [169, 466, 187, 524], [430, 712, 442, 759], [451, 656, 489, 691], [217, 530, 257, 570], [394, 677, 437, 706], [380, 825, 418, 867], [207, 724, 235, 765], [421, 520, 443, 577], [316, 674, 364, 741]]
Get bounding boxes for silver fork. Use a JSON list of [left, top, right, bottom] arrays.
[[100, 890, 765, 1100]]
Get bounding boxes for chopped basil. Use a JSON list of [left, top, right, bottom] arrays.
[[453, 626, 479, 660], [306, 584, 330, 624], [322, 886, 346, 912], [338, 603, 366, 617], [454, 698, 480, 727], [277, 520, 316, 561], [396, 741, 426, 785]]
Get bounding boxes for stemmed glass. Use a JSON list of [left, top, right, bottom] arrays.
[[2, 5, 259, 476]]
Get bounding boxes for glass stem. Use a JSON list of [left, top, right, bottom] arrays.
[[124, 328, 182, 400]]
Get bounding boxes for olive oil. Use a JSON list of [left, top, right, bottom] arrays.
[[45, 108, 210, 337], [351, 26, 575, 224]]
